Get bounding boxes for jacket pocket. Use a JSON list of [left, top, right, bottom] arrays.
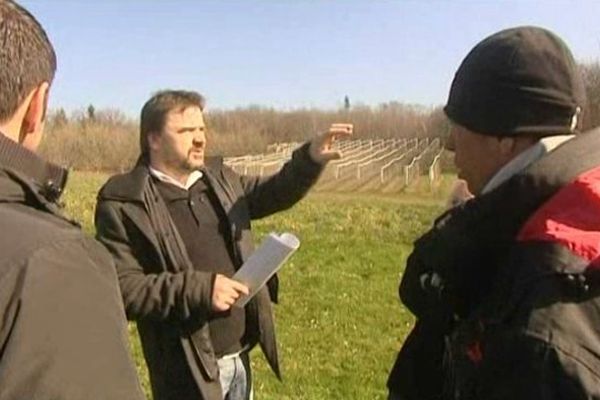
[[181, 330, 219, 382]]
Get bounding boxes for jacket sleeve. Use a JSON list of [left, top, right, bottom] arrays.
[[95, 199, 214, 323], [399, 233, 458, 323], [0, 239, 145, 400], [240, 142, 324, 219], [399, 205, 488, 322]]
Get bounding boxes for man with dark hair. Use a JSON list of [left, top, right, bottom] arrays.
[[0, 1, 144, 399], [139, 90, 206, 157], [95, 89, 352, 400], [388, 26, 600, 399]]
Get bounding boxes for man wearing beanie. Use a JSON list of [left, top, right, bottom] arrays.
[[388, 26, 600, 399]]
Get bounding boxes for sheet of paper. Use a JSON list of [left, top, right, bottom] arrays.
[[233, 232, 300, 307]]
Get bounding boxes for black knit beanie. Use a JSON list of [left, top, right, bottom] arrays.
[[444, 26, 586, 137]]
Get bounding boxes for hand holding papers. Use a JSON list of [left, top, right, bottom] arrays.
[[233, 232, 300, 307]]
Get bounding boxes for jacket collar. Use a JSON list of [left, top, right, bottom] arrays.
[[482, 134, 575, 194], [0, 133, 68, 203], [149, 166, 203, 191], [99, 155, 224, 203]]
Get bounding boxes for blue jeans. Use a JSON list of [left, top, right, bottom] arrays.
[[217, 353, 252, 400]]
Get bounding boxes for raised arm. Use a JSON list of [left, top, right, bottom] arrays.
[[242, 123, 353, 219]]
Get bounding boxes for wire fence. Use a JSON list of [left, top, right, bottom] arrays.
[[224, 136, 448, 192]]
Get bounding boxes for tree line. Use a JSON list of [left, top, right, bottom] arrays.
[[40, 62, 600, 172]]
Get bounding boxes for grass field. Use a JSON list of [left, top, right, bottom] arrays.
[[61, 172, 452, 400]]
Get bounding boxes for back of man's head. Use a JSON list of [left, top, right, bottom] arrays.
[[444, 26, 586, 138], [0, 0, 56, 123]]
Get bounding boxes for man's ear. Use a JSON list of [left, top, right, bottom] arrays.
[[19, 82, 50, 151], [148, 131, 159, 151]]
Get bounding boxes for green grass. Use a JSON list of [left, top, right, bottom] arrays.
[[61, 172, 450, 400]]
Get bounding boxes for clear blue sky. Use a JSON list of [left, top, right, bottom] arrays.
[[21, 0, 600, 116]]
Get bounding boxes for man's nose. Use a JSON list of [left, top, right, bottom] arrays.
[[193, 132, 205, 146]]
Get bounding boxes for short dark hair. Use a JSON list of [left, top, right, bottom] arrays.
[[139, 90, 206, 156], [0, 0, 56, 122]]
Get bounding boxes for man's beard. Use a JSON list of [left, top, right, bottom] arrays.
[[180, 154, 204, 172]]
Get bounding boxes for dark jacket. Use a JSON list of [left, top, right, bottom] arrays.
[[0, 135, 145, 400], [388, 130, 600, 399], [95, 143, 323, 400]]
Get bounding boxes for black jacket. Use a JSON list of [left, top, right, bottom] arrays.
[[388, 130, 600, 399], [0, 135, 145, 400], [95, 143, 323, 400]]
